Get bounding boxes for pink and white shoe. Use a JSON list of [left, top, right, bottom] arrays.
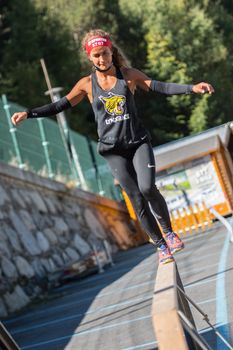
[[165, 232, 184, 254], [158, 244, 174, 264]]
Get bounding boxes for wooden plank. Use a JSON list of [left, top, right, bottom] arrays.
[[152, 262, 188, 350], [152, 309, 188, 350]]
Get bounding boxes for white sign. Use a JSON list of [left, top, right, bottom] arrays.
[[156, 155, 226, 211]]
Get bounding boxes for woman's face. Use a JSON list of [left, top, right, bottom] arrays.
[[89, 46, 113, 70]]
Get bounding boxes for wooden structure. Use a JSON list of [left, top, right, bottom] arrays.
[[170, 201, 213, 235], [119, 124, 233, 240], [152, 262, 208, 350], [122, 191, 213, 241], [154, 123, 233, 217]]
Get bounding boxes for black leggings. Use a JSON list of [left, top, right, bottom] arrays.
[[103, 141, 173, 246]]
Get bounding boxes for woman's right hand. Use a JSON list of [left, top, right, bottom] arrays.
[[11, 112, 28, 126]]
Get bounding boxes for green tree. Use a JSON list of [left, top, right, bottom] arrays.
[[0, 0, 81, 103], [1, 0, 233, 145], [140, 0, 231, 143]]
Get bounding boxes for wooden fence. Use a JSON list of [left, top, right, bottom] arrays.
[[170, 201, 213, 235], [122, 188, 213, 240]]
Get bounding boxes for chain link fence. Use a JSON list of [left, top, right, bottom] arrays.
[[0, 95, 122, 201]]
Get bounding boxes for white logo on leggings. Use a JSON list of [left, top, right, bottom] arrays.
[[148, 164, 155, 168]]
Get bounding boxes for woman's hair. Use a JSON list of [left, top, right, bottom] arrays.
[[82, 29, 130, 68]]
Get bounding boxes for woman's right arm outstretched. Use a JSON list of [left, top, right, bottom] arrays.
[[11, 76, 91, 126]]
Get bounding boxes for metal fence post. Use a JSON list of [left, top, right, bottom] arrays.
[[45, 87, 88, 190], [37, 118, 54, 178], [1, 94, 25, 169], [40, 58, 89, 189], [90, 242, 105, 273], [209, 206, 233, 243], [103, 239, 114, 266]]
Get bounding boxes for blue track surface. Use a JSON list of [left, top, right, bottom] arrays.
[[3, 221, 233, 350]]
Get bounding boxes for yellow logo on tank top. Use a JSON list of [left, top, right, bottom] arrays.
[[99, 92, 130, 124], [99, 92, 125, 116]]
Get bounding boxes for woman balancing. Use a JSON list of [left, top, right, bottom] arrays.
[[11, 29, 214, 264]]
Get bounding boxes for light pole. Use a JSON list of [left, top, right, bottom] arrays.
[[40, 58, 88, 190], [45, 87, 88, 190]]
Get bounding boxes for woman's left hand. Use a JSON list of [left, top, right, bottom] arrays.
[[192, 82, 214, 94]]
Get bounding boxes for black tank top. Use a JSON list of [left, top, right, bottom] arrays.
[[91, 67, 149, 154]]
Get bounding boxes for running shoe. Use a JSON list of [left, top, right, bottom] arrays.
[[158, 244, 174, 264], [165, 232, 184, 254]]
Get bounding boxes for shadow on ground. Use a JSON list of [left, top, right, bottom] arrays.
[[3, 243, 155, 350], [200, 323, 233, 349]]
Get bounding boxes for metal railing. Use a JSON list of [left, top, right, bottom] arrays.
[[0, 322, 20, 350], [151, 262, 233, 350], [209, 206, 233, 243]]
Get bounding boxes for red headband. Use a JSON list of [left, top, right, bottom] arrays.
[[85, 36, 112, 56]]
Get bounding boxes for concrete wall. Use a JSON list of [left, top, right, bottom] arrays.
[[0, 162, 142, 318]]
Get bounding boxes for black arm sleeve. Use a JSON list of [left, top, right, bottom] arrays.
[[150, 80, 193, 95], [27, 96, 72, 118]]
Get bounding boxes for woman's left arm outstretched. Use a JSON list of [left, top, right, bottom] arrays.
[[128, 68, 214, 95]]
